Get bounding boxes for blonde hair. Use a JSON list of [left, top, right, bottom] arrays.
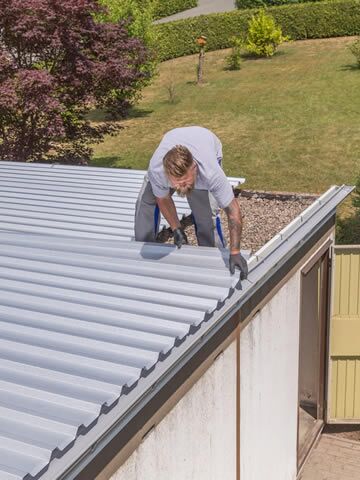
[[163, 145, 193, 178]]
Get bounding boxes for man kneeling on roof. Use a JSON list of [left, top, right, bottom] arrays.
[[134, 126, 248, 278]]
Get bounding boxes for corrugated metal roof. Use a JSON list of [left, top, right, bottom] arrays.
[[52, 185, 353, 480], [0, 231, 241, 480], [0, 161, 244, 239], [0, 162, 352, 480]]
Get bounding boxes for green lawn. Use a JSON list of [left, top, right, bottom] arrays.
[[91, 36, 360, 195]]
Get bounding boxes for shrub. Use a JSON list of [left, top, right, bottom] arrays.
[[336, 214, 360, 244], [154, 0, 198, 19], [246, 8, 290, 57], [154, 1, 360, 61], [236, 0, 264, 8], [354, 175, 360, 210], [0, 0, 150, 164], [336, 177, 360, 244], [165, 79, 179, 103], [349, 37, 360, 67], [226, 36, 245, 69]]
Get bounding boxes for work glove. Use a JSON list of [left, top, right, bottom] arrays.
[[173, 228, 188, 249], [229, 252, 248, 279]]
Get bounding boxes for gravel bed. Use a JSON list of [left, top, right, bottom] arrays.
[[164, 192, 317, 254]]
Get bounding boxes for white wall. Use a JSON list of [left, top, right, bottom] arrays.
[[110, 340, 237, 480], [240, 272, 301, 480]]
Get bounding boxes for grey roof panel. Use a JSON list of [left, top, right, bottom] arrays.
[[0, 161, 245, 238], [0, 224, 239, 480]]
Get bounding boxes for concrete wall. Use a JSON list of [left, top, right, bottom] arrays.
[[240, 271, 301, 480], [109, 340, 237, 480], [105, 236, 332, 480]]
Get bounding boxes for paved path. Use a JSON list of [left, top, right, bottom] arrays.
[[300, 434, 360, 480], [155, 0, 236, 24]]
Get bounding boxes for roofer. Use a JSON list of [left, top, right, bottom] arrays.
[[134, 126, 248, 278]]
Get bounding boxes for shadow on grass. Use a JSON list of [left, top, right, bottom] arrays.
[[340, 63, 360, 71], [127, 107, 154, 119], [336, 213, 360, 244], [240, 50, 286, 61], [87, 108, 110, 122], [185, 80, 213, 87], [221, 50, 286, 72], [90, 156, 138, 169], [87, 107, 153, 122]]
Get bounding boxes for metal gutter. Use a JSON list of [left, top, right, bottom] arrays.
[[45, 184, 353, 480]]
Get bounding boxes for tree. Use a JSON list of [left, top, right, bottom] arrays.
[[0, 0, 151, 163], [96, 0, 157, 118], [97, 0, 156, 46]]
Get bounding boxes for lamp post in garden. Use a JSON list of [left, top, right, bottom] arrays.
[[196, 35, 207, 84]]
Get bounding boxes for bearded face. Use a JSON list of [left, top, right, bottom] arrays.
[[175, 182, 195, 197], [168, 162, 197, 197]]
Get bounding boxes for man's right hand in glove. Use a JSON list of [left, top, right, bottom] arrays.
[[173, 228, 188, 249], [156, 196, 188, 249], [229, 252, 248, 279]]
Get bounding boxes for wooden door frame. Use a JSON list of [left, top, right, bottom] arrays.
[[297, 248, 331, 470]]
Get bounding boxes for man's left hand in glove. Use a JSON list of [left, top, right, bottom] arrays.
[[229, 251, 248, 279], [224, 198, 247, 279]]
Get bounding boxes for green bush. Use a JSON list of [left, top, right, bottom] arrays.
[[336, 177, 360, 244], [246, 8, 290, 57], [354, 175, 360, 210], [226, 36, 244, 69], [349, 37, 360, 67], [97, 0, 156, 46], [236, 0, 324, 10], [236, 0, 264, 8], [154, 0, 198, 19], [154, 1, 360, 61]]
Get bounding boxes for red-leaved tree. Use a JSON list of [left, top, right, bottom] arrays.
[[0, 0, 151, 163]]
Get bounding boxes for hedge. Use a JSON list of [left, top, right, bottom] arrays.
[[154, 0, 360, 61], [236, 0, 323, 9], [153, 0, 198, 19]]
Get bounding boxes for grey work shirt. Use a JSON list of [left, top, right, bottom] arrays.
[[147, 126, 234, 209]]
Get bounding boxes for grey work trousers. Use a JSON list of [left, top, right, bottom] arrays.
[[134, 176, 226, 248]]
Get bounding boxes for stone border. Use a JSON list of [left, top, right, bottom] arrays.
[[235, 188, 319, 202]]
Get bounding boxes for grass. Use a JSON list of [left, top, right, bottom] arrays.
[[91, 36, 360, 195]]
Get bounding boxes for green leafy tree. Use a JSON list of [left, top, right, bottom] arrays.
[[97, 0, 156, 46], [96, 0, 157, 118], [246, 9, 290, 57]]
